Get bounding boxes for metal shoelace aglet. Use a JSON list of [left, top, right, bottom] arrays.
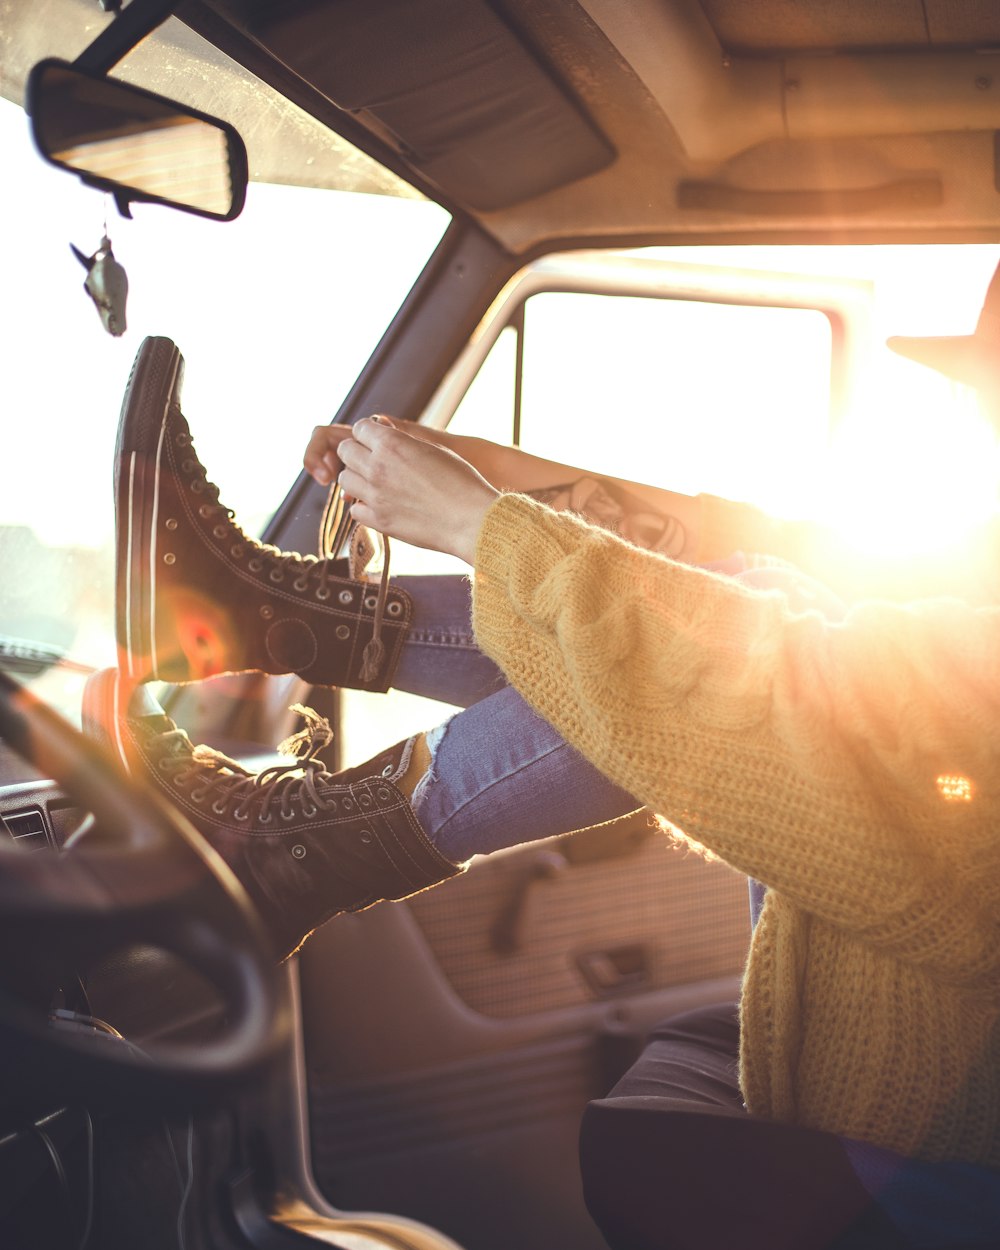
[[359, 537, 392, 682]]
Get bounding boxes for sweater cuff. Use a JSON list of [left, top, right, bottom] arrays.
[[475, 491, 548, 580]]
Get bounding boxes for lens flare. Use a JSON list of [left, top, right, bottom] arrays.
[[823, 371, 1000, 564]]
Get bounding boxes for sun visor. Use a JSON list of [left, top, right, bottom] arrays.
[[246, 0, 615, 210]]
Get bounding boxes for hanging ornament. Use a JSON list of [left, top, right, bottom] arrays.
[[70, 232, 128, 337]]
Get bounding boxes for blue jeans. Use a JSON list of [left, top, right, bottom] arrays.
[[391, 575, 640, 862], [389, 563, 845, 865]]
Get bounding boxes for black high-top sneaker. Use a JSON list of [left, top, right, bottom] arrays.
[[115, 336, 412, 690], [83, 669, 461, 961]]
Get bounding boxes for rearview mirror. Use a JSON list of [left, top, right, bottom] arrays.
[[26, 59, 248, 221]]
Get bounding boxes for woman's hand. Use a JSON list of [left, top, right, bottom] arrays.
[[303, 424, 354, 487], [335, 416, 499, 564], [304, 418, 512, 489]]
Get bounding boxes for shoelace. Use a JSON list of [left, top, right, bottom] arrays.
[[155, 705, 339, 823], [319, 476, 392, 684], [182, 419, 392, 682]]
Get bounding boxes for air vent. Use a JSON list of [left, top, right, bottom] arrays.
[[2, 809, 51, 852]]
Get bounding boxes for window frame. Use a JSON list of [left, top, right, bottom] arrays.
[[420, 251, 872, 443]]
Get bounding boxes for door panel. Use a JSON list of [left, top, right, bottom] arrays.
[[298, 254, 852, 1250], [406, 821, 749, 1019], [300, 827, 749, 1250]]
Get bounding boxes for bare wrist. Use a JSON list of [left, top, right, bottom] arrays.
[[452, 485, 499, 564]]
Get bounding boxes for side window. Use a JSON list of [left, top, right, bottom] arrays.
[[516, 291, 832, 517], [341, 286, 833, 765], [436, 289, 835, 514], [447, 325, 520, 445]]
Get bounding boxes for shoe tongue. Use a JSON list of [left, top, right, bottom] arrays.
[[127, 684, 167, 719], [127, 686, 183, 747], [133, 713, 193, 759]]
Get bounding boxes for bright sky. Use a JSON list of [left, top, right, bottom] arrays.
[[0, 96, 450, 549]]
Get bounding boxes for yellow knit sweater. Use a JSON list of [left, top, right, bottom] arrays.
[[472, 492, 1000, 1166]]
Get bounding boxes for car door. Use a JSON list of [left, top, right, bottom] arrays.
[[290, 251, 870, 1250]]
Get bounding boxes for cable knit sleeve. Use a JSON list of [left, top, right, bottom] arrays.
[[472, 493, 1000, 975]]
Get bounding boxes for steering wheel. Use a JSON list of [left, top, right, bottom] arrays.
[[0, 668, 290, 1109]]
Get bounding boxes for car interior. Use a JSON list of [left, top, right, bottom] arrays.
[[3, 1, 1000, 1247]]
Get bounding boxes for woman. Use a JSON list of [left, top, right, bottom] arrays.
[[325, 269, 1000, 1245], [107, 267, 1000, 1248]]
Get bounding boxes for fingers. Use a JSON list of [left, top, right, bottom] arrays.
[[339, 416, 411, 499], [347, 498, 377, 530], [334, 430, 375, 480], [303, 424, 353, 486], [336, 419, 397, 514], [349, 413, 397, 449], [336, 464, 367, 501], [304, 416, 399, 485]]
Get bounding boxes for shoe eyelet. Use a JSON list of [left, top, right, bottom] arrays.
[[359, 830, 373, 844], [175, 432, 189, 447], [231, 544, 245, 559], [294, 578, 309, 592], [182, 459, 195, 473], [258, 809, 272, 825], [342, 798, 354, 812], [234, 807, 250, 822], [158, 758, 172, 772], [364, 595, 378, 610], [248, 558, 264, 573], [387, 601, 403, 616], [335, 625, 350, 641], [190, 479, 204, 494], [291, 844, 307, 859], [377, 788, 392, 802], [381, 765, 393, 777], [338, 590, 353, 605], [302, 804, 317, 818], [211, 800, 228, 816], [280, 808, 295, 821], [165, 517, 179, 531], [269, 569, 284, 583], [326, 799, 338, 813], [316, 587, 331, 601], [163, 552, 176, 566], [213, 524, 228, 539], [359, 794, 372, 808], [197, 505, 212, 519], [190, 787, 208, 803]]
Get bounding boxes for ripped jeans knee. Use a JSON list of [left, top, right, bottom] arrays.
[[409, 687, 639, 863]]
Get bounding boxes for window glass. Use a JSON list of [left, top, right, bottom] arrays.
[[518, 293, 832, 518], [447, 325, 520, 445], [338, 244, 1000, 764], [435, 243, 1000, 551], [0, 30, 449, 719]]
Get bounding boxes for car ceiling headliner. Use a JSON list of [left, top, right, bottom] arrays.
[[186, 0, 1000, 252], [6, 0, 1000, 254]]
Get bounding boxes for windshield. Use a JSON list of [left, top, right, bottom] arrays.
[[0, 18, 450, 720]]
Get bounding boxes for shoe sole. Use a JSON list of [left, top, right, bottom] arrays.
[[115, 337, 184, 683]]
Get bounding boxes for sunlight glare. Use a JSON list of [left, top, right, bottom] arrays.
[[825, 373, 1000, 560]]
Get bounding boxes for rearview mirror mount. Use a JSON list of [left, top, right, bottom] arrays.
[[26, 59, 248, 221]]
